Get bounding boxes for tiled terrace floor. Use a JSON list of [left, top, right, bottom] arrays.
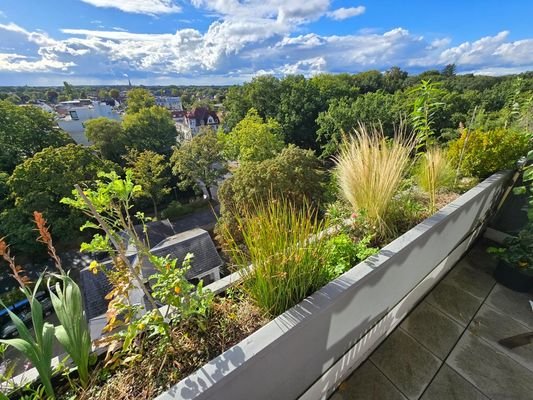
[[331, 239, 533, 400]]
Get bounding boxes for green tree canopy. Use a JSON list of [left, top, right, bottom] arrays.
[[218, 144, 325, 220], [276, 75, 323, 149], [122, 106, 177, 154], [221, 108, 284, 163], [125, 149, 171, 218], [310, 73, 359, 103], [0, 100, 72, 173], [316, 92, 407, 157], [85, 117, 126, 163], [126, 88, 155, 113], [171, 130, 227, 200], [109, 88, 120, 100], [6, 144, 116, 247]]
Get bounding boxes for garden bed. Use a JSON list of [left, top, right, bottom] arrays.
[[153, 171, 509, 399], [2, 171, 511, 400]]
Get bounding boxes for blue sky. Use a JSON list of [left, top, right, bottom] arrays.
[[1, 0, 533, 85]]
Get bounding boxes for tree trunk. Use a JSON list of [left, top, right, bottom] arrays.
[[206, 186, 213, 201], [152, 196, 159, 220]]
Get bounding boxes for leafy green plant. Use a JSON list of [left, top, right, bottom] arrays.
[[323, 233, 378, 279], [488, 224, 533, 269], [149, 253, 213, 326], [0, 277, 55, 398], [448, 128, 530, 178], [62, 170, 213, 355], [409, 79, 445, 151], [415, 147, 454, 212], [335, 124, 416, 239], [221, 198, 330, 317], [513, 150, 533, 221], [48, 274, 92, 388]]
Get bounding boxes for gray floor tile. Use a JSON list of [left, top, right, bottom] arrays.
[[370, 329, 441, 400], [443, 261, 495, 299], [425, 280, 483, 326], [401, 301, 463, 360], [420, 364, 488, 400], [447, 331, 533, 400], [463, 241, 499, 275], [469, 304, 533, 372], [330, 360, 407, 400], [485, 284, 533, 329]]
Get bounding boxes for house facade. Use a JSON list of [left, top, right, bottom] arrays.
[[56, 100, 121, 145], [176, 107, 220, 141]]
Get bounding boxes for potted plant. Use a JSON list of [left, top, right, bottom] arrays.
[[488, 150, 533, 292], [489, 224, 533, 292]]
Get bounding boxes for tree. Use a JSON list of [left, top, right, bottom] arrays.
[[46, 90, 59, 103], [316, 92, 408, 157], [126, 88, 155, 113], [84, 118, 126, 163], [221, 108, 284, 162], [6, 144, 116, 248], [353, 70, 384, 93], [0, 100, 72, 173], [383, 66, 408, 93], [5, 94, 21, 104], [171, 130, 227, 200], [63, 81, 75, 100], [277, 75, 323, 149], [217, 145, 325, 239], [125, 149, 171, 218], [109, 88, 120, 100], [310, 73, 359, 103], [98, 89, 108, 101], [442, 64, 457, 78], [122, 106, 177, 154]]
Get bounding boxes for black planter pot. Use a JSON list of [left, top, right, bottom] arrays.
[[493, 261, 533, 293]]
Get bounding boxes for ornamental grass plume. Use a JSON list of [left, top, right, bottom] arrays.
[[415, 147, 454, 212], [0, 237, 31, 288], [34, 211, 65, 274], [335, 123, 416, 239]]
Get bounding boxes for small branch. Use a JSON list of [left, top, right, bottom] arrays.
[[74, 185, 162, 317]]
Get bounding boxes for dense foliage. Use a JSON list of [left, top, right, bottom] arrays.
[[0, 100, 72, 173], [448, 128, 531, 178]]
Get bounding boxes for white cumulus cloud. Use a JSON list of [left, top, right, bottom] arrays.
[[79, 0, 181, 15], [326, 6, 365, 20]]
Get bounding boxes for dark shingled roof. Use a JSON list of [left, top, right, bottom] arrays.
[[80, 228, 222, 320]]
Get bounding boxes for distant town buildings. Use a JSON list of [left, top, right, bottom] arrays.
[[175, 107, 220, 141], [56, 100, 121, 145], [155, 96, 183, 111]]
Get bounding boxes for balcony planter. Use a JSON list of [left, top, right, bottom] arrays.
[[154, 171, 511, 400], [493, 261, 533, 292]]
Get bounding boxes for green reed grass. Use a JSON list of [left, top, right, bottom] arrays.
[[222, 199, 331, 317]]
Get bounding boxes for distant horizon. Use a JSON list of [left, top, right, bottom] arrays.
[[1, 68, 533, 89], [1, 0, 533, 85]]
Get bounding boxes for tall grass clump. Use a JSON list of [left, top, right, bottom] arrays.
[[415, 147, 454, 212], [222, 198, 330, 317], [335, 124, 416, 238]]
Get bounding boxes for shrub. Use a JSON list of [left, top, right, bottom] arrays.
[[448, 128, 531, 178], [415, 147, 454, 212], [335, 124, 415, 238], [221, 199, 330, 317], [216, 145, 325, 245]]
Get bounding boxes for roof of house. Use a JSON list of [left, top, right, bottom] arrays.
[[80, 227, 223, 319], [186, 107, 220, 125]]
